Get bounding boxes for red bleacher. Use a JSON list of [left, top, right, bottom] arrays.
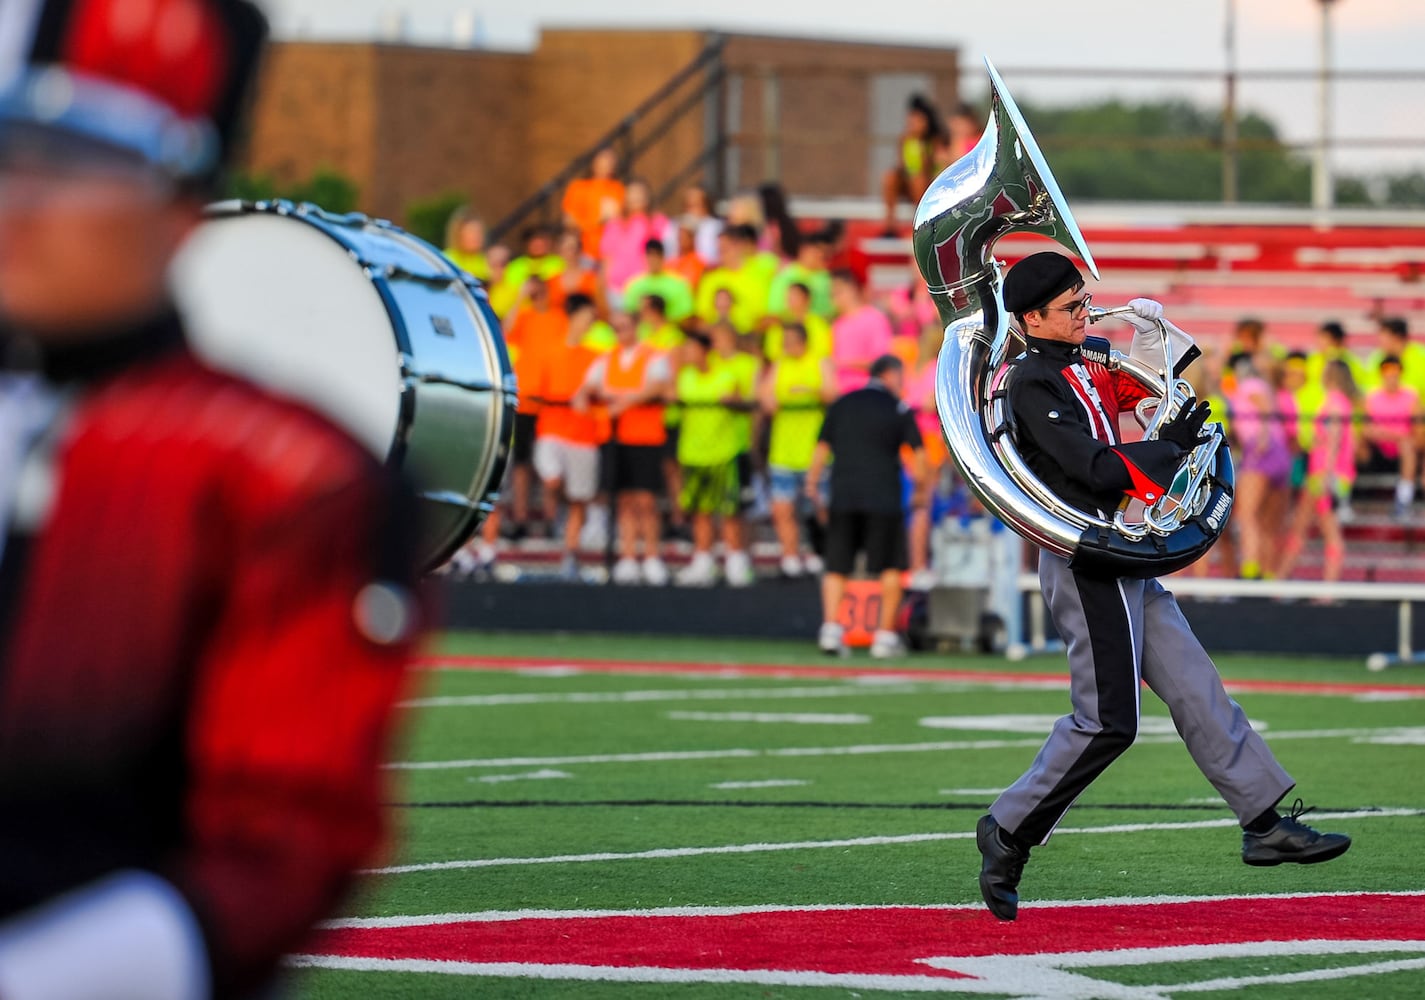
[[849, 215, 1425, 354]]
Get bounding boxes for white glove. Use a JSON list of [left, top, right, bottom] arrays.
[[1122, 298, 1164, 334], [1129, 316, 1199, 378]]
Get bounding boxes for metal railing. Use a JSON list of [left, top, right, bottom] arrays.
[[489, 37, 729, 246]]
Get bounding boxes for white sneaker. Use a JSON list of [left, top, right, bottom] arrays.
[[817, 621, 846, 656], [641, 556, 670, 587], [780, 554, 805, 578], [579, 504, 610, 550], [870, 629, 907, 659], [612, 557, 642, 585], [725, 549, 756, 587], [803, 553, 824, 575], [676, 552, 719, 587]]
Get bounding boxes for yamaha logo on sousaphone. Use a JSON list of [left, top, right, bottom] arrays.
[[913, 58, 1233, 578]]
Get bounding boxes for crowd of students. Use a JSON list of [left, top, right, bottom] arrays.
[[439, 132, 1425, 589], [1196, 315, 1425, 585], [441, 164, 950, 586]]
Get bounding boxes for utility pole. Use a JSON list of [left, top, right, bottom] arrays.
[[1312, 0, 1339, 222], [1222, 0, 1239, 203]]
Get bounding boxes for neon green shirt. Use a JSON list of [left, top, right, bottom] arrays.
[[622, 271, 695, 323], [676, 364, 742, 466], [768, 263, 833, 319]]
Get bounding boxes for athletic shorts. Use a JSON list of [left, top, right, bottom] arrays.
[[680, 458, 741, 517], [533, 437, 599, 502], [603, 442, 665, 494], [824, 510, 908, 575], [512, 412, 537, 466], [1360, 442, 1402, 476]]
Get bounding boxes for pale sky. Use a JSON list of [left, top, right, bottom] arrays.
[[261, 0, 1425, 173]]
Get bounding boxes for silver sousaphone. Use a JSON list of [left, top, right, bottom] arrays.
[[912, 58, 1232, 578]]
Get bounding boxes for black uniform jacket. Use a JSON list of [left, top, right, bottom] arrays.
[[1006, 335, 1185, 518]]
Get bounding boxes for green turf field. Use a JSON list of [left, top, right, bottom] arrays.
[[288, 632, 1425, 999]]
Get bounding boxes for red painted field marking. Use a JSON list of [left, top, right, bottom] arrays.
[[418, 654, 1425, 699], [296, 893, 1425, 992]]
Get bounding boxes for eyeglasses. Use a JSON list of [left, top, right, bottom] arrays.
[[1046, 293, 1092, 316]]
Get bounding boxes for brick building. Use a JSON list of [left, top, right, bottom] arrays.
[[242, 29, 960, 228]]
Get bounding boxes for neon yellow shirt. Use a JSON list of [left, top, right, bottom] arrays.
[[713, 351, 759, 452], [695, 263, 771, 332], [764, 313, 832, 363], [768, 353, 826, 471], [579, 322, 617, 354], [444, 248, 489, 282], [640, 321, 684, 353]]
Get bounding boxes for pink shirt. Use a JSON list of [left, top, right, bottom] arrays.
[[599, 213, 671, 295], [907, 362, 940, 441], [1309, 389, 1356, 482], [832, 305, 894, 394], [887, 284, 938, 339], [1364, 385, 1419, 459]]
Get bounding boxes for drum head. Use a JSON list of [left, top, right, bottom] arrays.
[[171, 213, 403, 458]]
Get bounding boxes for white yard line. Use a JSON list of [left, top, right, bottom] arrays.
[[401, 684, 924, 708], [939, 788, 1005, 796], [318, 889, 1425, 929], [667, 711, 870, 724], [472, 770, 571, 785], [386, 726, 1425, 771], [361, 808, 1422, 876], [709, 779, 810, 790]]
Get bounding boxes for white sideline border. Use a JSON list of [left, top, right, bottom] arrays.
[[362, 808, 1423, 876], [386, 725, 1425, 770]]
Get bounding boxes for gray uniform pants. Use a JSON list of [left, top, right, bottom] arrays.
[[991, 551, 1294, 846]]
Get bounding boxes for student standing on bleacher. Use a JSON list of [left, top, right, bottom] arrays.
[[830, 270, 894, 394], [760, 324, 837, 578], [532, 295, 605, 579], [622, 239, 695, 324], [577, 313, 673, 586], [1278, 359, 1360, 584], [674, 332, 751, 587]]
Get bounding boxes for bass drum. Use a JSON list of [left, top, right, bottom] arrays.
[[171, 200, 517, 571]]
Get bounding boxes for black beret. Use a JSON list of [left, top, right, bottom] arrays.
[[1002, 252, 1084, 315]]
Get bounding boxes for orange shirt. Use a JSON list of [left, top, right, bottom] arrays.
[[504, 307, 569, 415], [533, 343, 601, 445], [563, 177, 626, 258], [669, 252, 706, 290], [602, 343, 667, 446], [547, 266, 601, 314]]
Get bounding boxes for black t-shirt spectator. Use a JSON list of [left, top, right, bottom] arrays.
[[818, 382, 923, 513]]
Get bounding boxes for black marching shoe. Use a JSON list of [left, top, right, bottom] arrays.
[[1242, 799, 1352, 867], [976, 814, 1030, 920]]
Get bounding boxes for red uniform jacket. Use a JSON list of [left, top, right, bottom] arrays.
[[0, 331, 421, 996]]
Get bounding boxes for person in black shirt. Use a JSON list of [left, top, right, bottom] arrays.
[[805, 355, 926, 657], [974, 251, 1350, 924]]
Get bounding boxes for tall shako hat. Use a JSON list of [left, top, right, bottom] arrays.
[[1002, 251, 1084, 316], [0, 0, 268, 186]]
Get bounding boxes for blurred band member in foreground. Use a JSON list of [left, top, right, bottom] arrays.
[[0, 2, 422, 996]]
